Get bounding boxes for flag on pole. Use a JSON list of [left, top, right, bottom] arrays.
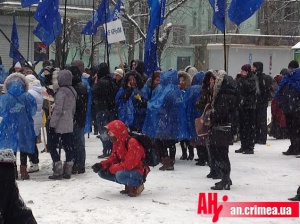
[[81, 0, 110, 35], [33, 0, 62, 46], [208, 0, 226, 33], [109, 0, 121, 21], [144, 0, 166, 77], [9, 16, 22, 64], [228, 0, 264, 26], [21, 0, 39, 8]]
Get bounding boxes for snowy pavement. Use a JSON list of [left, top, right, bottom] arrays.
[[17, 134, 299, 224]]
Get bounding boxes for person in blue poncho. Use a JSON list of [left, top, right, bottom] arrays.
[[0, 57, 9, 85], [141, 70, 161, 101], [276, 60, 300, 157], [0, 73, 37, 180], [185, 71, 208, 166], [142, 69, 188, 171], [115, 70, 146, 132], [178, 71, 193, 160]]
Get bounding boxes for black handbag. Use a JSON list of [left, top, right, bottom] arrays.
[[209, 125, 233, 146]]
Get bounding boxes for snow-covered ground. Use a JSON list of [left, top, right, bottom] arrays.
[[16, 132, 300, 224]]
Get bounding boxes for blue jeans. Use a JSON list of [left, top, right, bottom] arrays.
[[98, 170, 143, 187], [73, 123, 85, 170], [96, 110, 114, 155]]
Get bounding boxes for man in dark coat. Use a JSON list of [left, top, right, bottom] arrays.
[[235, 64, 257, 154], [252, 62, 273, 145], [92, 63, 118, 158], [277, 60, 300, 156], [69, 62, 88, 174]]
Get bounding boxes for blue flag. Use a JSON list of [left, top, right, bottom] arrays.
[[81, 0, 110, 35], [229, 0, 264, 26], [9, 16, 22, 64], [21, 0, 39, 8], [33, 0, 62, 46], [109, 0, 121, 21], [144, 0, 166, 77], [208, 0, 226, 33]]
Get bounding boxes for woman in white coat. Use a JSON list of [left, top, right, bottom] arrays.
[[26, 75, 43, 173]]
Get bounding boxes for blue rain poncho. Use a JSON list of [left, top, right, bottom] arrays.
[[82, 76, 92, 134], [0, 65, 9, 84], [115, 87, 146, 132], [142, 70, 189, 141], [0, 73, 36, 153], [185, 71, 205, 139]]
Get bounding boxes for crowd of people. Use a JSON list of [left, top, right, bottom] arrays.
[[0, 57, 300, 222]]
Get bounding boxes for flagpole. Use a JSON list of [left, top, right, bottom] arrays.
[[104, 0, 110, 68], [62, 0, 68, 69], [0, 28, 39, 78], [90, 0, 95, 68], [27, 6, 31, 61], [223, 31, 226, 72]]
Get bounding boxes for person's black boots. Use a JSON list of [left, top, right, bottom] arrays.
[[288, 186, 300, 201]]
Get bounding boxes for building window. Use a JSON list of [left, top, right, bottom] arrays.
[[173, 25, 186, 45]]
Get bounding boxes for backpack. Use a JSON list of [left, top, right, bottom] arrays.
[[125, 132, 160, 167]]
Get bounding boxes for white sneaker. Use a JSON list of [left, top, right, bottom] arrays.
[[296, 154, 300, 158], [27, 163, 39, 173]]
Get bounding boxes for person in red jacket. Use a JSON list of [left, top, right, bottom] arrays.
[[92, 120, 149, 197], [269, 74, 289, 139]]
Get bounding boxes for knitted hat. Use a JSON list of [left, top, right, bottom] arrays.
[[241, 64, 251, 73], [14, 62, 21, 68], [114, 68, 124, 77]]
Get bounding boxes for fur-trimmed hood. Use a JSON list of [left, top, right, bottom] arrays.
[[3, 72, 29, 94], [211, 70, 225, 108], [178, 71, 192, 90]]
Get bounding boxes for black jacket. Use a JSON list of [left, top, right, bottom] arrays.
[[92, 76, 118, 111], [237, 74, 257, 110], [73, 81, 88, 128]]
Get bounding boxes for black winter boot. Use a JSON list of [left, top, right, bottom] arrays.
[[288, 186, 300, 201]]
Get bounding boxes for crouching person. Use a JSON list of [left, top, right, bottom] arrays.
[[92, 120, 149, 197]]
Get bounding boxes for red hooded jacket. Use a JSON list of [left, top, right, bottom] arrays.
[[100, 120, 150, 176]]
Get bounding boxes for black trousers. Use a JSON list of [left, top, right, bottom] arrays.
[[239, 108, 256, 150], [155, 139, 176, 159], [286, 113, 300, 153], [209, 145, 231, 181], [255, 104, 268, 144], [0, 163, 37, 224]]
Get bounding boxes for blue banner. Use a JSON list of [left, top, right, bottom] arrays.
[[144, 0, 166, 77], [109, 0, 121, 21], [33, 0, 62, 46], [21, 0, 39, 8], [9, 16, 22, 64], [81, 0, 110, 35], [229, 0, 264, 26], [208, 0, 226, 33]]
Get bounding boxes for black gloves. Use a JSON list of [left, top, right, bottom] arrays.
[[92, 163, 102, 173]]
